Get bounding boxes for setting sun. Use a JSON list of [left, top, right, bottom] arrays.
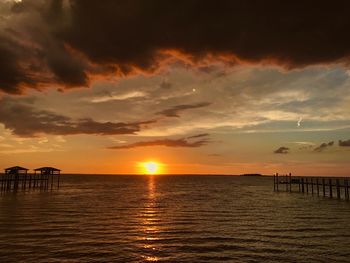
[[143, 162, 159, 175]]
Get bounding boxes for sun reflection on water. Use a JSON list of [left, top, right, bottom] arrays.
[[143, 256, 159, 262], [141, 175, 160, 262]]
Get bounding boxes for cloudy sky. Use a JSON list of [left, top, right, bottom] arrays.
[[0, 0, 350, 175]]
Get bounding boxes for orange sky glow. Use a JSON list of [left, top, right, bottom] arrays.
[[0, 1, 350, 176]]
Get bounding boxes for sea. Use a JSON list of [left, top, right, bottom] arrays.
[[0, 174, 350, 262]]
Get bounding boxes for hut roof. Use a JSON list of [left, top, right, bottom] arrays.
[[5, 166, 29, 171], [34, 167, 61, 171]]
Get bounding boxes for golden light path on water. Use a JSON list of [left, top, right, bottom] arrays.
[[141, 176, 160, 262]]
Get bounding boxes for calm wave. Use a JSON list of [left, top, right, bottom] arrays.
[[1, 175, 350, 262]]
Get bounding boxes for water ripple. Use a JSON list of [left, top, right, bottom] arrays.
[[1, 175, 350, 262]]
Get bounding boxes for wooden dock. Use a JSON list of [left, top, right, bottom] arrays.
[[273, 173, 350, 201], [0, 166, 61, 193]]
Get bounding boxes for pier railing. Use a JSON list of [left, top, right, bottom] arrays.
[[273, 173, 350, 201]]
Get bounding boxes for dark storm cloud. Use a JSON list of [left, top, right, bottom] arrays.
[[314, 141, 334, 152], [157, 102, 211, 117], [64, 0, 350, 68], [2, 0, 350, 93], [0, 99, 154, 137], [0, 0, 89, 94], [45, 42, 88, 87], [339, 139, 350, 147], [0, 37, 34, 94], [274, 147, 289, 154], [108, 135, 209, 149]]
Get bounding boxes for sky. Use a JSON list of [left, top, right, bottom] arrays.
[[0, 0, 350, 175]]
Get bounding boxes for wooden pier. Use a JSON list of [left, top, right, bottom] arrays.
[[0, 166, 61, 193], [273, 173, 350, 201]]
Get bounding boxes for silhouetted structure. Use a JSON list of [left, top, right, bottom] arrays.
[[1, 166, 29, 191], [273, 173, 350, 201], [34, 167, 61, 190], [1, 166, 61, 192]]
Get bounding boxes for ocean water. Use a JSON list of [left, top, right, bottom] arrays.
[[0, 175, 350, 262]]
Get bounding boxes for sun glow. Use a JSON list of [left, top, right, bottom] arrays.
[[138, 161, 165, 175], [143, 162, 159, 174]]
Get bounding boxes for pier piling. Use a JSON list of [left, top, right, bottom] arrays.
[[289, 173, 292, 192], [302, 178, 305, 193], [336, 179, 340, 199], [329, 179, 333, 198], [1, 166, 61, 193], [273, 174, 350, 201]]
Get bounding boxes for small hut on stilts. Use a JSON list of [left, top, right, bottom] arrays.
[[34, 167, 61, 190], [1, 166, 29, 191]]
